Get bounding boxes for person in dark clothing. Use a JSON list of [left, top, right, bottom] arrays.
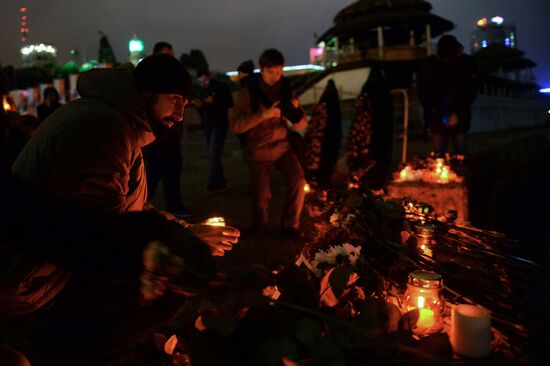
[[36, 87, 62, 122], [418, 35, 478, 155], [195, 69, 234, 193], [0, 171, 215, 365], [143, 42, 191, 217], [230, 49, 307, 237]]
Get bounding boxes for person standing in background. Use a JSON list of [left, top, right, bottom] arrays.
[[37, 87, 62, 122], [418, 35, 478, 155], [195, 69, 234, 193], [230, 49, 307, 237]]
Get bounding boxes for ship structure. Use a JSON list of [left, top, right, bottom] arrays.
[[296, 0, 549, 133]]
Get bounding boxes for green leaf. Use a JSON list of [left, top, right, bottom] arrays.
[[255, 337, 299, 366], [329, 265, 354, 298], [201, 314, 236, 337], [417, 333, 453, 359], [344, 192, 364, 208], [310, 339, 346, 366], [294, 317, 323, 346], [398, 309, 419, 331], [380, 302, 402, 333]]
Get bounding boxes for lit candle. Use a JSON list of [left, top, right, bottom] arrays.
[[420, 244, 433, 257], [303, 183, 311, 193], [402, 271, 444, 334], [418, 308, 436, 328], [205, 217, 225, 227], [451, 304, 491, 358]]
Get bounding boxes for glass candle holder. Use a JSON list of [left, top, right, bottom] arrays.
[[415, 224, 436, 256], [403, 270, 444, 331], [205, 217, 225, 227]]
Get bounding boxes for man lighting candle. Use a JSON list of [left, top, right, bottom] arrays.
[[13, 54, 239, 255]]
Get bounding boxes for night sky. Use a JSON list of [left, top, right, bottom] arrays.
[[1, 0, 549, 87]]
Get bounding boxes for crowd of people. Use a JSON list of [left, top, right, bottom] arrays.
[[0, 35, 477, 365]]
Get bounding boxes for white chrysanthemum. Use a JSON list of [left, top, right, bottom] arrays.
[[342, 243, 362, 264], [310, 243, 362, 276]]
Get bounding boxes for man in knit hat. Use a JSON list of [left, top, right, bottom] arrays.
[[13, 54, 239, 255]]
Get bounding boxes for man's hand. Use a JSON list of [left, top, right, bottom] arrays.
[[188, 224, 240, 256], [203, 96, 214, 104], [261, 101, 281, 120]]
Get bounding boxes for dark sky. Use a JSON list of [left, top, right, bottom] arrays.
[[1, 0, 549, 87]]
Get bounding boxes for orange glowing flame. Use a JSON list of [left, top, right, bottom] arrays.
[[2, 96, 11, 111], [205, 217, 225, 227], [395, 157, 462, 184], [420, 244, 433, 257], [303, 183, 311, 193]]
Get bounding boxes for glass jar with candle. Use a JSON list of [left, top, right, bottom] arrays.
[[403, 270, 444, 332], [415, 224, 436, 256]]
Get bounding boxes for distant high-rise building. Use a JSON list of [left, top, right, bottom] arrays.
[[471, 16, 516, 53], [98, 34, 117, 67], [20, 5, 29, 43], [21, 43, 57, 67], [128, 35, 145, 66]]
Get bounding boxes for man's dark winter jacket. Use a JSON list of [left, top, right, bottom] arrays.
[[13, 66, 155, 212]]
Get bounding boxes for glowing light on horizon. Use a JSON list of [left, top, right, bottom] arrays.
[[477, 18, 488, 27], [225, 64, 325, 76], [491, 16, 504, 25], [129, 36, 144, 53], [21, 43, 57, 56]]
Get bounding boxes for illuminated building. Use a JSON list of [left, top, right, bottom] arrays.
[[20, 43, 57, 67], [20, 5, 29, 43], [128, 35, 145, 66], [471, 16, 516, 52]]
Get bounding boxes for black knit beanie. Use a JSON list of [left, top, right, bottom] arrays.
[[134, 54, 192, 99]]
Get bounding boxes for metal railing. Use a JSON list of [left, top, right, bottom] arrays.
[[390, 88, 409, 163]]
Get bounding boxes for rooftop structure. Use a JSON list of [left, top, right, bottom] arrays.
[[312, 0, 454, 66]]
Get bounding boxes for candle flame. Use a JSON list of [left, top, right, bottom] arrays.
[[417, 296, 425, 308], [205, 217, 225, 227], [394, 156, 462, 184], [303, 183, 311, 193], [2, 96, 11, 111]]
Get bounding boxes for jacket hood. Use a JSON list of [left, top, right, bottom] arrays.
[[76, 65, 151, 132]]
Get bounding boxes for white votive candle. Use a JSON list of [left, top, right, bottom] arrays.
[[451, 304, 491, 358]]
